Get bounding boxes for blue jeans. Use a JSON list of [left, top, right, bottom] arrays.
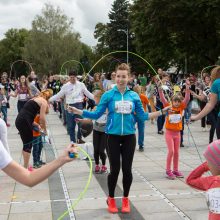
[[61, 102, 66, 124], [184, 101, 192, 122], [1, 106, 7, 123], [137, 119, 145, 147], [32, 136, 43, 164], [156, 100, 165, 132], [66, 102, 83, 142]]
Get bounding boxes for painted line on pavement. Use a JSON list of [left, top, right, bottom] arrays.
[[0, 191, 204, 205], [133, 168, 191, 220], [47, 128, 75, 220]]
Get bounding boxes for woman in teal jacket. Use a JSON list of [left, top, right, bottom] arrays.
[[69, 63, 169, 214]]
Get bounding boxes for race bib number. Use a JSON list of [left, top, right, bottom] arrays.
[[19, 94, 27, 100], [168, 114, 182, 124], [206, 188, 220, 214], [115, 101, 132, 114], [96, 114, 107, 124]]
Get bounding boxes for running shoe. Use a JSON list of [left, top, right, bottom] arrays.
[[166, 170, 176, 180], [121, 197, 130, 213], [106, 197, 118, 213], [33, 162, 42, 169], [95, 165, 100, 173], [172, 170, 184, 178], [101, 165, 107, 173]]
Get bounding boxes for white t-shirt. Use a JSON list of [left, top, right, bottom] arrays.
[[0, 141, 12, 169]]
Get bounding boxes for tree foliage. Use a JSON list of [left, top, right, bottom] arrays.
[[23, 3, 83, 75], [0, 28, 29, 77], [130, 0, 220, 72]]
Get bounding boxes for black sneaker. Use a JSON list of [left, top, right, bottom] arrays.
[[158, 130, 164, 135], [180, 143, 184, 147], [33, 162, 42, 169], [139, 146, 144, 152], [77, 139, 85, 144], [39, 160, 46, 165]]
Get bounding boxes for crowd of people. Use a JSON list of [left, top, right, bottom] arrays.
[[0, 64, 220, 218]]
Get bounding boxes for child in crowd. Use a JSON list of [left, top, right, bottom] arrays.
[[93, 90, 107, 173], [133, 85, 149, 151], [159, 79, 190, 179], [0, 85, 8, 124], [32, 114, 45, 168], [187, 140, 220, 220]]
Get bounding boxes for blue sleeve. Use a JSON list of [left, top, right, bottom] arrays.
[[134, 95, 149, 121], [82, 93, 108, 120], [211, 80, 219, 94]]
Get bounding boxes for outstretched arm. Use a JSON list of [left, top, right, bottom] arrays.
[[3, 145, 77, 187], [191, 93, 217, 121]]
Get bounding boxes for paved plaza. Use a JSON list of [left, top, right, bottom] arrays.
[[0, 100, 213, 220]]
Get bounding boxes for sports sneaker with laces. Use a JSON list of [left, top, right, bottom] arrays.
[[107, 197, 118, 213], [166, 170, 176, 180], [33, 162, 42, 169], [172, 170, 184, 178], [121, 197, 130, 213], [101, 165, 107, 173], [95, 165, 100, 173]]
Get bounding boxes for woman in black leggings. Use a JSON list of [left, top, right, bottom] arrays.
[[68, 63, 170, 214], [15, 89, 53, 168]]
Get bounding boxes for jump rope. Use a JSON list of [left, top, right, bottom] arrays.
[[10, 55, 211, 219]]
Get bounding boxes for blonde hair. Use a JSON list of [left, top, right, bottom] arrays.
[[171, 94, 183, 102], [39, 89, 53, 100], [133, 85, 141, 95], [211, 66, 220, 83], [115, 63, 131, 75]]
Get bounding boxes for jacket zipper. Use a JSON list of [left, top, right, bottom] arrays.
[[108, 118, 112, 132], [121, 93, 124, 135]]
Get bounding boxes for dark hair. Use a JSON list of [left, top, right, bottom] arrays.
[[68, 70, 77, 76], [27, 75, 34, 82]]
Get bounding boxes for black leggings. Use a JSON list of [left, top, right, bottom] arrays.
[[207, 110, 218, 143], [93, 130, 107, 165], [15, 116, 33, 153], [106, 134, 136, 197]]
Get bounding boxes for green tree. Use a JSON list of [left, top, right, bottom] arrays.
[[23, 3, 82, 75], [107, 0, 130, 51], [130, 0, 220, 72], [94, 22, 109, 55], [0, 28, 29, 77]]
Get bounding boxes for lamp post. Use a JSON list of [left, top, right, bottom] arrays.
[[117, 29, 129, 64]]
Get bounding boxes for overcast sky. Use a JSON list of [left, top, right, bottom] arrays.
[[0, 0, 115, 46]]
